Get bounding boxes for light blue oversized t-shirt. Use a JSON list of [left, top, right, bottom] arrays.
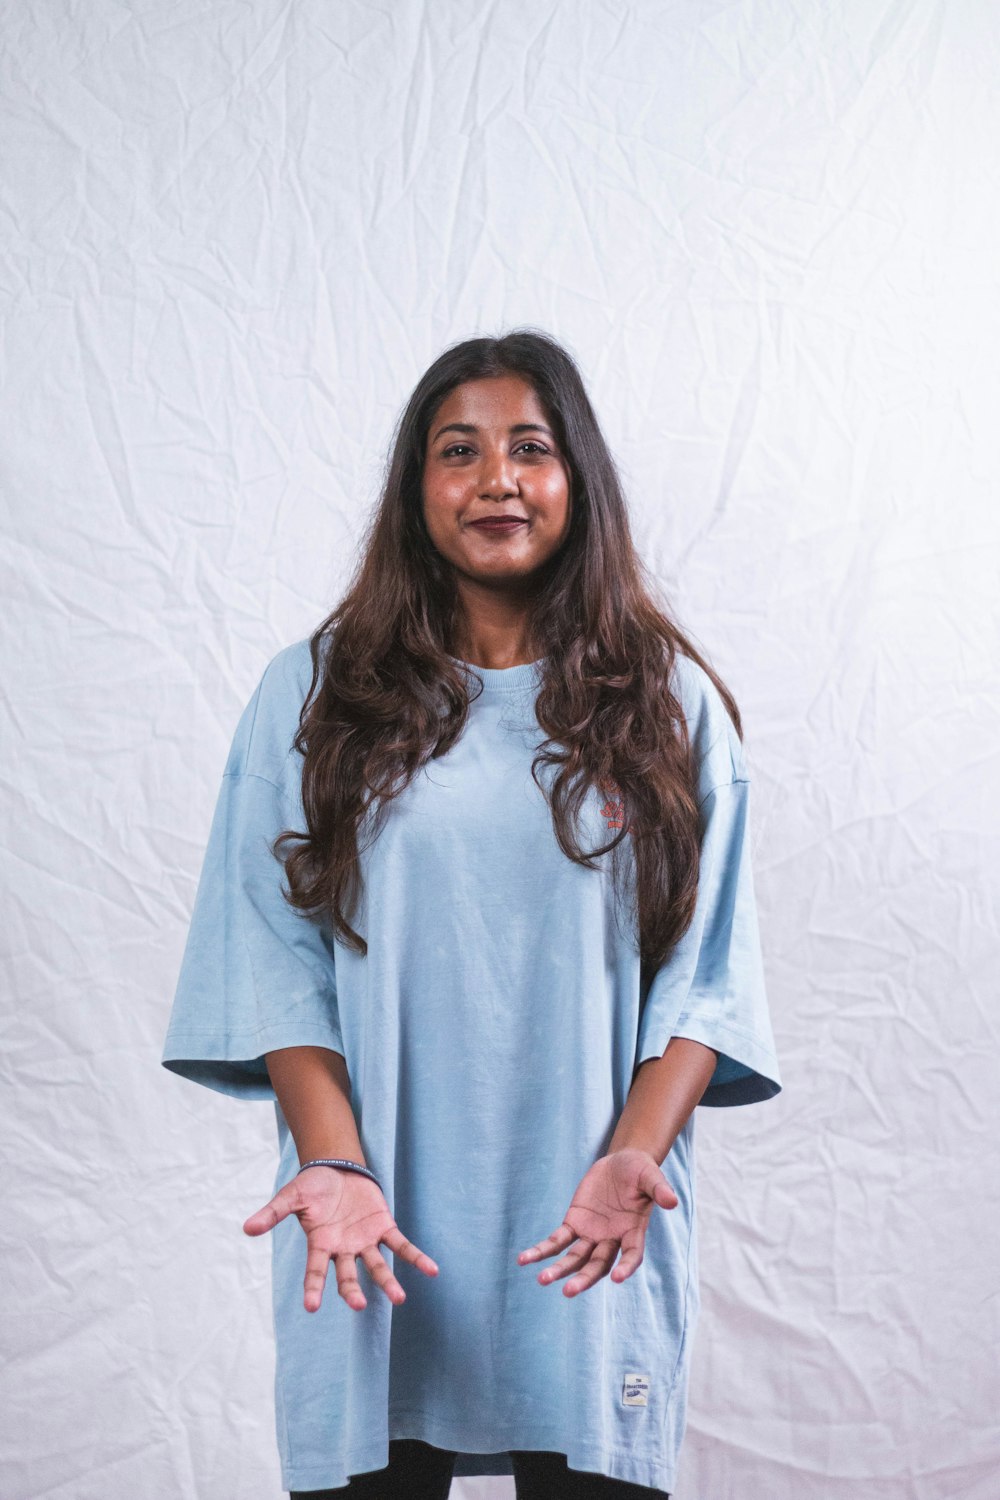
[[161, 636, 782, 1494]]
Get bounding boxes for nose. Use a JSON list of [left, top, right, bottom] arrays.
[[479, 446, 519, 500]]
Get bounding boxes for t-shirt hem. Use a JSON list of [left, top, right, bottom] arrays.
[[280, 1410, 675, 1494]]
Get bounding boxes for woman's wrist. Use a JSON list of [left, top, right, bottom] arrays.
[[298, 1150, 368, 1169], [298, 1158, 382, 1192]]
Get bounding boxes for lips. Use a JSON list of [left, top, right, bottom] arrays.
[[469, 517, 527, 530]]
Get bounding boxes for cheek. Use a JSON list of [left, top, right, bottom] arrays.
[[430, 464, 467, 497], [538, 471, 571, 515], [422, 477, 461, 523]]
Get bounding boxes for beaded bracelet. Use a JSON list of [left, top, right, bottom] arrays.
[[298, 1157, 383, 1194]]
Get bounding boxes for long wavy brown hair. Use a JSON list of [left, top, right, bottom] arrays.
[[274, 328, 743, 971]]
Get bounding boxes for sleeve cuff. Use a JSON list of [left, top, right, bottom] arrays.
[[161, 1021, 346, 1101], [635, 1015, 782, 1108]]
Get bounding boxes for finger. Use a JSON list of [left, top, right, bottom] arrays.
[[610, 1243, 645, 1283], [334, 1252, 368, 1311], [564, 1238, 620, 1297], [380, 1224, 439, 1278], [516, 1223, 576, 1264], [359, 1245, 407, 1305], [537, 1238, 596, 1284], [303, 1241, 334, 1313]]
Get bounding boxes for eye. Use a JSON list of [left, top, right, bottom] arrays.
[[439, 440, 550, 458]]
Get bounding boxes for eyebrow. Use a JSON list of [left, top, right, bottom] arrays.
[[431, 421, 555, 443]]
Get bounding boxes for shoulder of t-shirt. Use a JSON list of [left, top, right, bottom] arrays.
[[668, 651, 749, 804], [223, 635, 317, 784]]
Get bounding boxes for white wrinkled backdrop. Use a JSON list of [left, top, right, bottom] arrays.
[[3, 1, 997, 1497]]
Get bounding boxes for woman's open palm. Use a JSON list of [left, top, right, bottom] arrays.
[[243, 1166, 439, 1313], [516, 1147, 678, 1295]]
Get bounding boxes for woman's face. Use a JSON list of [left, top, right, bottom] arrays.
[[421, 374, 572, 591]]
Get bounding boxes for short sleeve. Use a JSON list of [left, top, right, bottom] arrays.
[[634, 774, 782, 1107], [160, 642, 344, 1101]]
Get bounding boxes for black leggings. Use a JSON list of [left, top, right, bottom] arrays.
[[290, 1435, 671, 1498]]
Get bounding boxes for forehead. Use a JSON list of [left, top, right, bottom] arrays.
[[429, 374, 548, 430]]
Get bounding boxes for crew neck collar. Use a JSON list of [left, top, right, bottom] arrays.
[[446, 654, 546, 694]]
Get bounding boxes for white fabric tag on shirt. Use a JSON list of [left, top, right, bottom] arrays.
[[622, 1372, 650, 1406]]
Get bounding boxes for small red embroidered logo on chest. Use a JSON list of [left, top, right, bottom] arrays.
[[598, 777, 629, 832]]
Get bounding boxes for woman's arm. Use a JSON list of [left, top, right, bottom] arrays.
[[263, 1045, 367, 1168], [608, 1037, 719, 1166]]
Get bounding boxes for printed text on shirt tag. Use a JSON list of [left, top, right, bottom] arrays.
[[622, 1373, 650, 1407]]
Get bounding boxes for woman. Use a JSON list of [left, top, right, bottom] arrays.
[[161, 328, 782, 1498]]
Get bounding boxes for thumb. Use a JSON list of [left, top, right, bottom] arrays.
[[640, 1162, 678, 1211], [243, 1185, 297, 1237], [654, 1178, 678, 1209]]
